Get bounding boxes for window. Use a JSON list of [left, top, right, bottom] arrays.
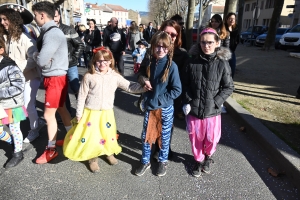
[[261, 1, 264, 10], [263, 19, 270, 26], [243, 19, 251, 28], [251, 2, 256, 11], [245, 4, 250, 12], [265, 0, 274, 9]]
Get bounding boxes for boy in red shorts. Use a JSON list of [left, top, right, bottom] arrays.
[[32, 1, 72, 164]]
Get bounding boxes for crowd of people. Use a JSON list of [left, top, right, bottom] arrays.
[[0, 1, 238, 177]]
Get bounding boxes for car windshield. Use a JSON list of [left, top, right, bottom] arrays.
[[289, 25, 300, 33], [276, 29, 287, 34]]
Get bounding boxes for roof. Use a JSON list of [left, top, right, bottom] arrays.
[[99, 5, 112, 12], [103, 4, 127, 12], [212, 6, 224, 13]]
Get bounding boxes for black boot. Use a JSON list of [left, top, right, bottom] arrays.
[[5, 151, 24, 168]]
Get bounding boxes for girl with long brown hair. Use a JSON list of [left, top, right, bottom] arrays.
[[225, 12, 239, 78], [208, 14, 230, 48], [63, 46, 145, 173], [0, 7, 45, 143], [135, 31, 181, 177]]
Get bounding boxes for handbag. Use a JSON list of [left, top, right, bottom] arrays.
[[85, 44, 92, 52], [137, 93, 146, 112]]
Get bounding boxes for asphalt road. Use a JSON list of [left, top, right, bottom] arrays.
[[0, 53, 298, 199]]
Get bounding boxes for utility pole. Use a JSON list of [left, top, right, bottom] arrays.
[[196, 0, 202, 43]]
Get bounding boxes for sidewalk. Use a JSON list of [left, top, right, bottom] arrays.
[[225, 45, 300, 190]]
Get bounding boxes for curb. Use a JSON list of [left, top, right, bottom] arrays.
[[224, 97, 300, 190]]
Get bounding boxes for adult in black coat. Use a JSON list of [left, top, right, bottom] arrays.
[[225, 12, 240, 78], [143, 22, 156, 43], [102, 17, 127, 75], [84, 19, 101, 60]]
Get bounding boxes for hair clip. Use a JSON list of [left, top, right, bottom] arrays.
[[93, 46, 112, 57]]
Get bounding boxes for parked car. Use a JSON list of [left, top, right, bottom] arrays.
[[255, 28, 290, 48], [240, 25, 268, 44], [279, 24, 300, 50]]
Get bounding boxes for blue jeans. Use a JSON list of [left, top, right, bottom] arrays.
[[228, 52, 236, 78], [66, 66, 80, 113], [141, 106, 174, 164]]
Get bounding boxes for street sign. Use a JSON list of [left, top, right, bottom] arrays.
[[252, 7, 260, 19], [85, 8, 90, 12]]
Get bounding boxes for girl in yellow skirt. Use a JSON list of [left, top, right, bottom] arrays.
[[0, 39, 27, 168], [63, 46, 145, 172]]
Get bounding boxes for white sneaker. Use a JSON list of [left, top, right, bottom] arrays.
[[221, 105, 227, 114], [23, 129, 39, 143]]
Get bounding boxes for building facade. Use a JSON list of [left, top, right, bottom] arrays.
[[241, 0, 295, 31], [101, 4, 128, 28]]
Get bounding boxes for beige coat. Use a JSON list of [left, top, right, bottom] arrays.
[[4, 33, 41, 81], [76, 68, 145, 118]]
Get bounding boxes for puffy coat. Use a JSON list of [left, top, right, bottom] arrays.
[[0, 57, 25, 109], [58, 23, 84, 67], [182, 44, 234, 119]]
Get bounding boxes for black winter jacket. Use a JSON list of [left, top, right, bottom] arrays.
[[102, 26, 126, 53], [182, 44, 234, 119], [84, 28, 101, 50], [226, 26, 239, 52], [58, 23, 84, 67]]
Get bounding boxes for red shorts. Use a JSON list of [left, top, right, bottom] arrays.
[[43, 75, 68, 108]]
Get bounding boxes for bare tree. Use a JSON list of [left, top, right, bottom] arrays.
[[263, 0, 285, 50], [148, 0, 173, 26], [186, 0, 195, 50], [224, 0, 238, 17]]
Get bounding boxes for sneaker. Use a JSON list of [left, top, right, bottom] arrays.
[[221, 105, 227, 114], [135, 162, 151, 176], [191, 161, 203, 177], [156, 162, 168, 177], [36, 147, 58, 164], [23, 129, 39, 143], [202, 155, 214, 174], [23, 118, 46, 143]]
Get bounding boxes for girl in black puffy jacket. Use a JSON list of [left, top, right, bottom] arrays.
[[182, 28, 234, 177]]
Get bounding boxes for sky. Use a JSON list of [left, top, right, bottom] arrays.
[[87, 0, 148, 12]]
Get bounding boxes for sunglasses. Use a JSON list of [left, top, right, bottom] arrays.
[[165, 32, 178, 38]]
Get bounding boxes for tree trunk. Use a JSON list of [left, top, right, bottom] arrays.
[[237, 0, 245, 34], [186, 0, 195, 50], [176, 0, 179, 14], [262, 0, 285, 50], [224, 0, 238, 17]]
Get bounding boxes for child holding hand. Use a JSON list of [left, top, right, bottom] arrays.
[[63, 46, 145, 172]]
